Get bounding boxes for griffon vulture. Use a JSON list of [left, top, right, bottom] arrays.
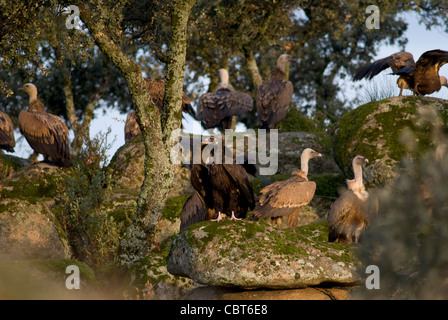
[[124, 78, 195, 142], [18, 83, 72, 167], [327, 155, 377, 244], [257, 54, 294, 129], [196, 69, 253, 130], [0, 111, 15, 153], [250, 148, 322, 231], [353, 50, 448, 96]]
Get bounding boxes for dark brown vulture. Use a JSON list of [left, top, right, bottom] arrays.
[[353, 49, 448, 96], [180, 158, 216, 231], [327, 155, 377, 244], [180, 136, 256, 228], [124, 78, 195, 142], [18, 83, 72, 167], [250, 148, 322, 231], [196, 69, 253, 130], [0, 111, 15, 153], [257, 54, 294, 129]]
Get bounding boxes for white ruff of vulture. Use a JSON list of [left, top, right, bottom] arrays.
[[257, 54, 294, 129], [327, 155, 376, 244], [250, 148, 322, 231], [18, 83, 72, 167], [196, 69, 253, 130], [353, 49, 448, 96], [124, 78, 195, 142], [0, 111, 15, 153]]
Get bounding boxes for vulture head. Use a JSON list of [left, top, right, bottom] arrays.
[[214, 69, 234, 91], [353, 155, 369, 167], [300, 148, 322, 176], [18, 83, 38, 102], [440, 76, 448, 88], [277, 54, 294, 73]]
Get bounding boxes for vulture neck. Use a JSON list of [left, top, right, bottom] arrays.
[[300, 153, 310, 177], [348, 162, 367, 200], [353, 162, 363, 186]]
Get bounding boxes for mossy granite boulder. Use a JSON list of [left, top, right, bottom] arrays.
[[166, 219, 359, 289], [0, 163, 73, 260], [333, 96, 448, 187]]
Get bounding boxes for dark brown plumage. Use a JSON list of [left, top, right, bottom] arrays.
[[250, 148, 322, 231], [180, 136, 256, 227], [0, 111, 15, 153], [197, 69, 253, 130], [354, 50, 448, 96], [124, 79, 195, 142], [327, 155, 377, 244], [257, 54, 294, 129], [18, 83, 72, 167]]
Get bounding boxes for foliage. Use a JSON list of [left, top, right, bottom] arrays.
[[354, 106, 448, 299], [57, 129, 122, 269]]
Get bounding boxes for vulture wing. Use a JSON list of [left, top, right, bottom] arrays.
[[180, 191, 208, 231], [354, 52, 416, 80], [222, 163, 256, 211], [415, 49, 448, 72], [0, 111, 15, 152], [197, 89, 253, 129], [327, 190, 368, 242], [19, 111, 71, 166], [256, 78, 293, 129], [253, 177, 316, 219], [190, 163, 214, 208]]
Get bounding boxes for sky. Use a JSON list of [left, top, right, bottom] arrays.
[[11, 11, 448, 162]]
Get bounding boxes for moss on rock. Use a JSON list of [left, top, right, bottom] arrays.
[[333, 96, 448, 186], [167, 219, 359, 289]]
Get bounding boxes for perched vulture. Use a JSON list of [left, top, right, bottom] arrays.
[[196, 69, 253, 130], [0, 111, 15, 153], [327, 155, 377, 244], [180, 136, 256, 228], [354, 49, 448, 96], [18, 83, 72, 167], [257, 54, 294, 129], [124, 78, 195, 142], [250, 148, 322, 231]]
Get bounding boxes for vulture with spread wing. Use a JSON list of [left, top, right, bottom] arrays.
[[0, 111, 15, 153], [257, 54, 294, 129], [250, 148, 322, 231], [354, 49, 448, 96], [124, 78, 195, 142], [196, 69, 253, 130], [18, 83, 72, 167]]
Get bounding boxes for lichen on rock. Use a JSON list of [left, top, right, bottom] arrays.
[[166, 219, 360, 289]]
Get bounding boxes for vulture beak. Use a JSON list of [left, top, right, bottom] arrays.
[[18, 86, 25, 92]]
